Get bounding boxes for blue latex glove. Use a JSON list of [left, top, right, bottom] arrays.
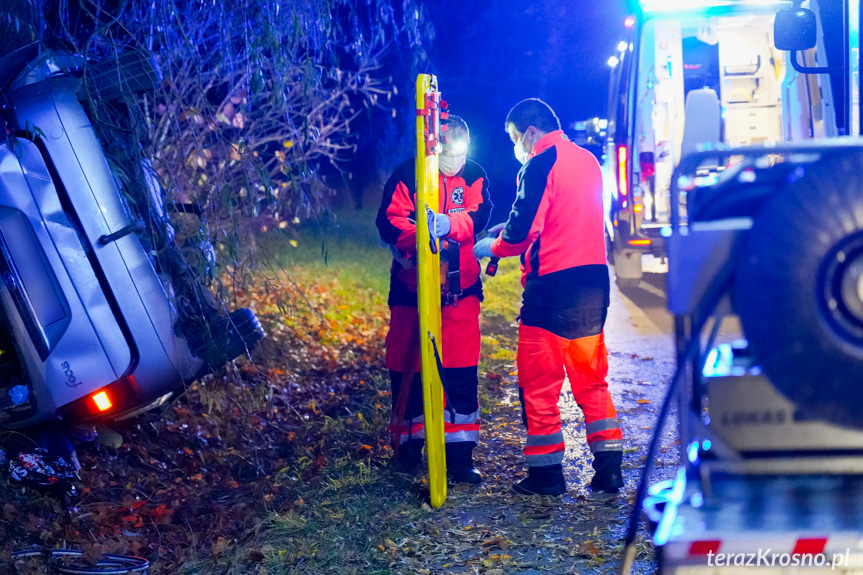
[[488, 222, 506, 237], [473, 237, 495, 259], [434, 213, 451, 238]]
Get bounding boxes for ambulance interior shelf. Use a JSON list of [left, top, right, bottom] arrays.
[[723, 53, 761, 77]]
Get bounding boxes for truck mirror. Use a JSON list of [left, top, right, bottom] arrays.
[[774, 8, 817, 51]]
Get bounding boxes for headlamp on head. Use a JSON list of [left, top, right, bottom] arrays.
[[440, 116, 469, 176], [442, 138, 468, 156], [439, 135, 468, 176]]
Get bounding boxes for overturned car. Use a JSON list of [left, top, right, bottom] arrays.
[[0, 43, 265, 432]]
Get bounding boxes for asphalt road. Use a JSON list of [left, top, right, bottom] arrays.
[[560, 255, 683, 574], [605, 255, 674, 361], [386, 255, 691, 575]]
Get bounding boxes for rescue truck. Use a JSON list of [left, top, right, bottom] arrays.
[[617, 0, 863, 573]]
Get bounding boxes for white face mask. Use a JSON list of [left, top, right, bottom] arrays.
[[439, 153, 466, 176], [514, 132, 530, 165]]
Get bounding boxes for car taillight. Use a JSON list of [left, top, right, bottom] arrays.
[[59, 374, 138, 422], [91, 390, 112, 412], [628, 238, 652, 246]]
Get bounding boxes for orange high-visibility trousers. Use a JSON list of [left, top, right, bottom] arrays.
[[386, 296, 482, 446], [516, 323, 622, 467]]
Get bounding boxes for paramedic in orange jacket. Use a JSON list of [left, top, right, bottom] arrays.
[[474, 98, 623, 495], [376, 116, 492, 483]]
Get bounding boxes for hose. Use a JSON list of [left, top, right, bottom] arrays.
[[11, 549, 149, 574]]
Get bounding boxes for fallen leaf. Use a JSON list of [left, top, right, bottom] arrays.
[[211, 536, 229, 556], [578, 540, 599, 557]]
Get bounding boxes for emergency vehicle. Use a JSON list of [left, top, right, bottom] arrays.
[[617, 0, 863, 573], [604, 0, 852, 286]]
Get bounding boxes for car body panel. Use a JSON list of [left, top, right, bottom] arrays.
[[0, 77, 203, 426]]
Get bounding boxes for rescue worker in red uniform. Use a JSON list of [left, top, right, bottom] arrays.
[[474, 98, 623, 495], [376, 116, 492, 483]]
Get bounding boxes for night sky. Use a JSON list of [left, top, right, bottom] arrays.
[[423, 0, 630, 222]]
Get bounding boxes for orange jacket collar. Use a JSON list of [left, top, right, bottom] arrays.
[[531, 129, 567, 158]]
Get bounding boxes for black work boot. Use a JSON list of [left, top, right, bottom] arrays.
[[445, 442, 482, 484], [393, 439, 423, 475], [513, 464, 566, 496], [590, 451, 623, 493]]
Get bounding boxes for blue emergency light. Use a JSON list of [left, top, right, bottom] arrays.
[[631, 0, 790, 15]]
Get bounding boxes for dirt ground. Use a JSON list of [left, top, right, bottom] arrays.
[[381, 260, 683, 575], [0, 250, 684, 575]]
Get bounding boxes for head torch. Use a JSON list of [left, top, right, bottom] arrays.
[[442, 137, 468, 156]]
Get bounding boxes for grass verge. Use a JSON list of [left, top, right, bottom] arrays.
[[180, 209, 528, 575]]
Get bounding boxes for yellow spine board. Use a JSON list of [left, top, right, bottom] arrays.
[[415, 73, 447, 508]]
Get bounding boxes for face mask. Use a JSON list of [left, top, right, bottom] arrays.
[[514, 132, 530, 165], [439, 153, 466, 176]]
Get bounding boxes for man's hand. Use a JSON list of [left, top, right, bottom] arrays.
[[473, 237, 495, 259], [434, 213, 451, 238]]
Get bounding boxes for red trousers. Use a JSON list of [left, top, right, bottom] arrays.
[[386, 297, 482, 446], [517, 323, 622, 467]]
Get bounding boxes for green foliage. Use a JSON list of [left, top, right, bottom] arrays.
[[127, 0, 430, 284], [0, 1, 39, 55], [480, 257, 523, 322], [265, 207, 391, 286], [147, 0, 427, 211], [2, 0, 432, 294]]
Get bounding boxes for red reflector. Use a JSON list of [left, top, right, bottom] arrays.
[[628, 238, 651, 246], [792, 538, 828, 556], [689, 540, 721, 556], [639, 151, 656, 179], [91, 391, 112, 412]]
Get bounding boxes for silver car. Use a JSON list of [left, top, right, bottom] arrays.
[[0, 44, 264, 430]]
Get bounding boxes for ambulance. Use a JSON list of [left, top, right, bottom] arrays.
[[616, 1, 863, 573], [604, 0, 854, 286]]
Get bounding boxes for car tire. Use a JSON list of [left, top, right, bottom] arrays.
[[733, 152, 863, 429]]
